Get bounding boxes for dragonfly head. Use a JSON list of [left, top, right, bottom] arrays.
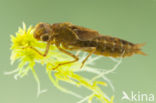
[[33, 22, 53, 42]]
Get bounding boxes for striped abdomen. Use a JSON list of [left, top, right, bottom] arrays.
[[76, 36, 146, 58]]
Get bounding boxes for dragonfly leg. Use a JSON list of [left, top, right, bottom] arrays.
[[23, 41, 51, 57], [50, 45, 79, 70]]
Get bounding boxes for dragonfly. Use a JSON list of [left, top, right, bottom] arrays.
[[29, 22, 146, 70]]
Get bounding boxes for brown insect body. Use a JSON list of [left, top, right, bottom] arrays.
[[32, 22, 146, 69], [34, 22, 146, 58], [54, 23, 145, 57], [76, 36, 146, 57]]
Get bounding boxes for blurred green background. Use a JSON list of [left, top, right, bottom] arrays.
[[0, 0, 156, 103]]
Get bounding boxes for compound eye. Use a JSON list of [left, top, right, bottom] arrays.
[[41, 34, 50, 41]]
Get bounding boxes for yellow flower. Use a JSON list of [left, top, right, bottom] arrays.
[[6, 23, 121, 103]]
